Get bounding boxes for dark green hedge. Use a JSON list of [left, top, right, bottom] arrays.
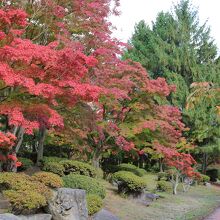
[[63, 174, 106, 199]]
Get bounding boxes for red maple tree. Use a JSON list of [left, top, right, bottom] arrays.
[[0, 1, 197, 176]]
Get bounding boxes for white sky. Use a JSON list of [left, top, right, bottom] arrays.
[[110, 0, 220, 50]]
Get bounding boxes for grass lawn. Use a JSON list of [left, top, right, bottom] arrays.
[[101, 174, 220, 220]]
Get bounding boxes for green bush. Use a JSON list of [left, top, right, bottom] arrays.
[[42, 162, 65, 176], [0, 173, 51, 214], [17, 157, 34, 171], [3, 190, 46, 214], [42, 156, 64, 165], [112, 171, 147, 195], [157, 172, 168, 181], [32, 172, 64, 188], [117, 163, 146, 177], [96, 168, 104, 179], [199, 174, 210, 183], [156, 181, 172, 192], [42, 159, 97, 178], [63, 174, 106, 199], [117, 163, 136, 172], [60, 160, 97, 177], [86, 194, 103, 215], [135, 168, 147, 177]]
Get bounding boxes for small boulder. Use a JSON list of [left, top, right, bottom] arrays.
[[0, 214, 19, 220], [0, 194, 11, 214], [145, 193, 160, 201], [204, 182, 211, 187], [48, 188, 88, 220], [93, 209, 120, 220], [18, 214, 52, 220]]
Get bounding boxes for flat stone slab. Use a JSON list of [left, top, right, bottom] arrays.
[[0, 214, 19, 220], [0, 214, 52, 220], [93, 209, 120, 220], [18, 214, 52, 220]]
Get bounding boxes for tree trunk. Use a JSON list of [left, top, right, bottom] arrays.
[[173, 182, 178, 195], [182, 177, 192, 193], [92, 154, 101, 168], [92, 148, 101, 168], [15, 127, 25, 153], [12, 126, 18, 135], [159, 158, 163, 172], [202, 152, 208, 174], [36, 127, 47, 166], [172, 173, 179, 195]]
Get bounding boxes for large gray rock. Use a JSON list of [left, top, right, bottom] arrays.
[[0, 214, 19, 220], [48, 188, 88, 220], [93, 209, 120, 220], [145, 193, 160, 201], [132, 193, 160, 206], [18, 214, 52, 220], [0, 214, 52, 220]]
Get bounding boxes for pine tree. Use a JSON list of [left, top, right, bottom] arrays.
[[124, 0, 219, 108], [124, 0, 220, 172]]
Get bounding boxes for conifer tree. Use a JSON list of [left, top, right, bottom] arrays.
[[124, 0, 220, 172]]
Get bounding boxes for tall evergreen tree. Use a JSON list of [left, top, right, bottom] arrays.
[[124, 0, 219, 107], [124, 0, 220, 172]]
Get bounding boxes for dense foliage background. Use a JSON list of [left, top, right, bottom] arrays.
[[0, 0, 219, 196]]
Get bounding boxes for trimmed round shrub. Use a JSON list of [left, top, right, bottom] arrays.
[[17, 157, 34, 171], [117, 163, 147, 177], [63, 174, 106, 199], [60, 160, 97, 177], [86, 194, 103, 215], [156, 181, 172, 192], [3, 190, 46, 214], [42, 162, 65, 176], [157, 172, 168, 181], [112, 171, 147, 195], [32, 172, 64, 188], [201, 174, 210, 182], [42, 156, 64, 165], [198, 174, 210, 184], [135, 168, 147, 177], [0, 173, 51, 214], [117, 163, 137, 172]]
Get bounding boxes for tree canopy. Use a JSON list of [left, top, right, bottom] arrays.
[[124, 0, 220, 173]]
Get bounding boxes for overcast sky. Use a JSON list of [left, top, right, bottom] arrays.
[[110, 0, 220, 50]]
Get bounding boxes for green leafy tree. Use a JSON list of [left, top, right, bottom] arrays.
[[124, 0, 219, 108], [184, 82, 220, 173], [124, 0, 220, 171]]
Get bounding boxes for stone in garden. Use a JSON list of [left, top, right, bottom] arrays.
[[48, 188, 88, 220], [0, 214, 19, 220], [204, 182, 211, 187], [18, 214, 52, 220], [93, 209, 120, 220], [145, 193, 160, 201], [0, 194, 11, 214]]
